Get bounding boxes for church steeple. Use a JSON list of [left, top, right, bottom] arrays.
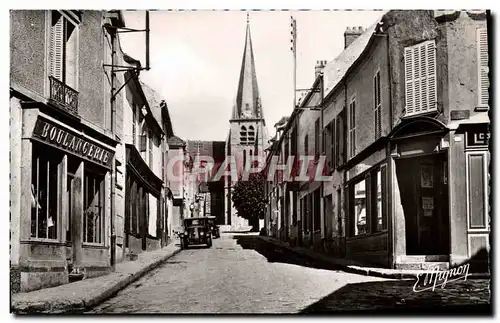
[[232, 13, 263, 121]]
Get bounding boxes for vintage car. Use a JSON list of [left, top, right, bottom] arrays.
[[207, 216, 220, 239], [179, 217, 212, 249]]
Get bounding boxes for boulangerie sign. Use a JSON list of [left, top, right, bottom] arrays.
[[32, 117, 114, 169]]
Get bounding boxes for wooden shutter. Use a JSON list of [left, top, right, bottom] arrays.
[[404, 40, 437, 116], [324, 124, 331, 172], [477, 28, 489, 107], [50, 12, 64, 81], [331, 120, 335, 171]]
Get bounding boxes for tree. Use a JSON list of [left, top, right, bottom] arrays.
[[231, 172, 267, 231]]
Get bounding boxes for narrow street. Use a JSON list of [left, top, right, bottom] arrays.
[[89, 233, 387, 314]]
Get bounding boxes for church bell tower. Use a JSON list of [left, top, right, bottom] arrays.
[[224, 13, 268, 230]]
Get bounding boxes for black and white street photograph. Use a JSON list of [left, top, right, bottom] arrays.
[[7, 5, 492, 315]]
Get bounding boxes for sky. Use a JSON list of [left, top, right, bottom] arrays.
[[119, 10, 384, 142]]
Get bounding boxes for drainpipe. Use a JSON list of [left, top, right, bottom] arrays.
[[109, 22, 117, 271], [385, 26, 396, 269], [343, 81, 347, 257]]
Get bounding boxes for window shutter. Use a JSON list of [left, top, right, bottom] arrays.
[[50, 12, 64, 81], [477, 28, 489, 107], [331, 120, 335, 171], [404, 40, 437, 116], [140, 135, 147, 152]]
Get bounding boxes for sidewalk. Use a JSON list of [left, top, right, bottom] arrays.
[[11, 243, 181, 314], [257, 236, 490, 280]]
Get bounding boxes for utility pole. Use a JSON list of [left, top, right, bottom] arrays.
[[290, 16, 297, 109]]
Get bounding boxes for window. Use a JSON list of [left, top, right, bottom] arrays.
[[477, 28, 489, 107], [349, 98, 356, 158], [148, 131, 153, 168], [243, 150, 247, 169], [303, 195, 310, 232], [335, 116, 341, 168], [248, 126, 255, 144], [349, 165, 387, 236], [404, 40, 437, 116], [84, 170, 105, 244], [373, 166, 387, 232], [132, 108, 137, 146], [31, 146, 62, 239], [313, 189, 321, 232], [337, 188, 343, 236], [331, 120, 335, 171], [374, 71, 382, 139], [314, 118, 320, 156], [304, 134, 309, 156], [353, 178, 368, 235], [240, 126, 247, 144], [50, 11, 78, 89]]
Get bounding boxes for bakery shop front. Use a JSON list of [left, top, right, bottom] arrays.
[[16, 113, 115, 292]]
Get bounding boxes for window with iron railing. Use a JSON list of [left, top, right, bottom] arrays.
[[48, 11, 79, 114]]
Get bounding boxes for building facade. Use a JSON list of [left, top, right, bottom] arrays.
[[10, 10, 125, 292], [265, 10, 490, 271]]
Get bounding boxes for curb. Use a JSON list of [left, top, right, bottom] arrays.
[[256, 236, 490, 280], [12, 246, 181, 314], [84, 246, 182, 311]]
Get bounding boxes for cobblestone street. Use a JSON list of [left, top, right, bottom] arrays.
[[89, 233, 385, 313], [89, 233, 491, 314]]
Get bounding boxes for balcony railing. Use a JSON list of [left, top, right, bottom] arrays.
[[49, 76, 79, 115]]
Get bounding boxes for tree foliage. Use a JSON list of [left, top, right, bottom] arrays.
[[231, 172, 267, 222]]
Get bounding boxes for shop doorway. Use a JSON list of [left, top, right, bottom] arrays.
[[395, 153, 449, 255]]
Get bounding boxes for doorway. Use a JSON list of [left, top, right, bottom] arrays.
[[66, 173, 74, 242], [395, 153, 449, 255]]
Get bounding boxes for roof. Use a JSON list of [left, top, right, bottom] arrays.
[[274, 116, 290, 128], [140, 80, 164, 132], [322, 10, 388, 98], [168, 135, 186, 148], [232, 17, 264, 121]]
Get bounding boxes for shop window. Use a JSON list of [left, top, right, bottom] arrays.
[[373, 166, 388, 232], [353, 179, 367, 235], [31, 146, 62, 239], [84, 170, 105, 244], [349, 165, 387, 237]]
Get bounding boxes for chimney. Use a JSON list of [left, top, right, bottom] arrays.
[[344, 26, 364, 49], [314, 60, 327, 79]]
